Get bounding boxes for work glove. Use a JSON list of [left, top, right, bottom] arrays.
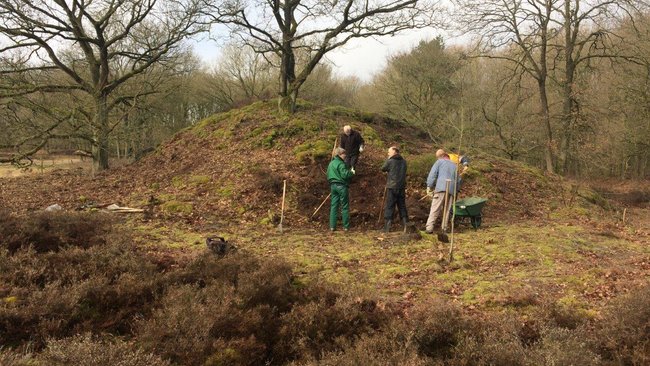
[[359, 145, 364, 153], [351, 167, 356, 174], [426, 187, 433, 197]]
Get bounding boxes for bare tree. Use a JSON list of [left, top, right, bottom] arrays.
[[453, 0, 557, 173], [373, 38, 461, 143], [480, 61, 541, 161], [217, 44, 275, 100], [552, 0, 642, 175], [205, 0, 439, 113], [454, 0, 646, 174], [0, 0, 205, 170]]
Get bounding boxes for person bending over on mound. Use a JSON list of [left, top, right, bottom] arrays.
[[327, 147, 355, 232], [339, 125, 364, 173], [381, 146, 409, 233]]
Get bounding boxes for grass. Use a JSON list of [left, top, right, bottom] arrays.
[[132, 223, 205, 250], [122, 217, 649, 315], [0, 156, 92, 178]]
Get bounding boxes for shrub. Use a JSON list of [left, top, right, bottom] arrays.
[[407, 297, 466, 359], [0, 349, 34, 366], [37, 334, 170, 366], [593, 284, 650, 365], [0, 216, 161, 348], [448, 314, 529, 366], [0, 210, 114, 253], [525, 327, 600, 366], [274, 285, 388, 361], [542, 296, 593, 329], [136, 284, 233, 365], [303, 325, 428, 366], [408, 154, 437, 182], [138, 253, 298, 365]]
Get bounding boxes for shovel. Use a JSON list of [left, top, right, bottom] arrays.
[[437, 179, 451, 243], [377, 187, 387, 225], [311, 192, 331, 219], [278, 180, 287, 232]]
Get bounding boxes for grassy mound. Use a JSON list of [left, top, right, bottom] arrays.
[[116, 101, 604, 229], [0, 100, 608, 230]]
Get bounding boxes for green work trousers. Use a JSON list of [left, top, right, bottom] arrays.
[[329, 183, 350, 230]]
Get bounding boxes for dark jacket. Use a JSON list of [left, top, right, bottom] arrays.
[[382, 154, 407, 189], [340, 130, 364, 156], [327, 156, 354, 186]]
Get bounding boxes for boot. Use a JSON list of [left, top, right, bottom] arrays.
[[383, 219, 391, 233]]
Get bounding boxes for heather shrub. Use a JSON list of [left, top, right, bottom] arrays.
[[448, 315, 529, 366], [273, 285, 388, 361], [542, 297, 593, 329], [0, 210, 114, 253], [302, 325, 428, 366], [138, 253, 390, 365], [593, 284, 650, 365], [0, 222, 161, 348], [136, 284, 241, 365], [525, 327, 600, 366], [138, 253, 297, 365], [0, 349, 34, 366], [37, 334, 170, 366], [3, 212, 650, 366], [407, 297, 466, 359]]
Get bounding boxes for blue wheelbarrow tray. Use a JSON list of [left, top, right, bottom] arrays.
[[454, 197, 488, 229]]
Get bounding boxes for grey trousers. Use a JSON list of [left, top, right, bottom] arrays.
[[425, 192, 453, 231]]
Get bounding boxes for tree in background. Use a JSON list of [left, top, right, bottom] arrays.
[[0, 0, 205, 170], [370, 38, 461, 143], [585, 14, 650, 178], [206, 0, 438, 113], [453, 0, 647, 174], [477, 58, 544, 162], [453, 0, 557, 173], [300, 65, 361, 107]]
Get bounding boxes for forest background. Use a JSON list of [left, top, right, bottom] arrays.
[[1, 0, 649, 178]]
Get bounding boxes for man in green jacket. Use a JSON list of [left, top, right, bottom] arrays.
[[327, 147, 355, 231]]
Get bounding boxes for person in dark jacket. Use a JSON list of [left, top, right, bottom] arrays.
[[327, 147, 355, 231], [381, 146, 409, 232], [339, 125, 364, 172]]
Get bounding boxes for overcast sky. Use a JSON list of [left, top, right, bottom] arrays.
[[191, 27, 444, 82]]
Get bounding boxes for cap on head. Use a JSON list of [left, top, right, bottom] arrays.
[[388, 146, 399, 156]]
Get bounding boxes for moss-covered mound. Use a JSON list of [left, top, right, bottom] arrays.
[[0, 100, 605, 229]]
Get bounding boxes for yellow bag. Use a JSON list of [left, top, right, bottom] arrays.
[[449, 153, 460, 165]]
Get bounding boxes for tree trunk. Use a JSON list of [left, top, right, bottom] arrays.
[[92, 94, 110, 171], [278, 3, 297, 115], [538, 79, 555, 173], [278, 89, 298, 114], [559, 0, 576, 176]]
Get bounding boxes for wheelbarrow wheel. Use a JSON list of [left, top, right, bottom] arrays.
[[470, 215, 482, 229]]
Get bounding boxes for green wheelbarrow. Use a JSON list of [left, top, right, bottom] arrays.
[[453, 197, 488, 229]]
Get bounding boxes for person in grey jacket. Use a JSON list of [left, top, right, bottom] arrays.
[[425, 149, 458, 234], [381, 146, 409, 232]]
